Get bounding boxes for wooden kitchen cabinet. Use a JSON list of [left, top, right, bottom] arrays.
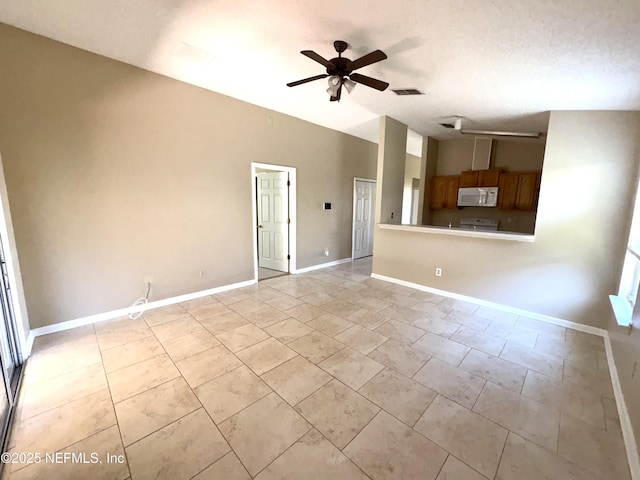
[[515, 172, 539, 210], [430, 175, 459, 209], [498, 172, 539, 210], [459, 170, 478, 187], [459, 168, 501, 187], [498, 173, 518, 208], [478, 168, 501, 187]]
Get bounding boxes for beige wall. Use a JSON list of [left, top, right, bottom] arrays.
[[436, 137, 545, 175], [373, 111, 640, 328], [436, 138, 476, 175], [376, 116, 407, 225], [493, 139, 546, 172], [0, 24, 377, 328]]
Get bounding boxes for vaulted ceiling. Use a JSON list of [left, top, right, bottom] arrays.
[[1, 0, 639, 154]]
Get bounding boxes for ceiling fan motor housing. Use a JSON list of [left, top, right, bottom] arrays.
[[326, 57, 352, 78], [333, 40, 348, 54]]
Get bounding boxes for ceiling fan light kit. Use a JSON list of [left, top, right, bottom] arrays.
[[343, 78, 357, 93], [287, 40, 389, 102]]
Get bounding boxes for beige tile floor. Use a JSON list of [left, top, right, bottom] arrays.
[[0, 258, 632, 480]]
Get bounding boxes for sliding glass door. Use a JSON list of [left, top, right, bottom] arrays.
[[0, 235, 23, 451]]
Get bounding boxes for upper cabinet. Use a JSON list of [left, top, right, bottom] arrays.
[[498, 172, 539, 210], [515, 172, 539, 210], [459, 170, 478, 188], [478, 169, 501, 187], [430, 175, 459, 209], [498, 173, 518, 209], [430, 169, 539, 211], [459, 168, 501, 188]]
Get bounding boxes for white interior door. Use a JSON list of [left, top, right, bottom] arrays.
[[257, 171, 289, 272], [353, 179, 376, 259]]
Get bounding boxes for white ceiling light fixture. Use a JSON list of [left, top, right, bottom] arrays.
[[343, 78, 356, 93], [326, 75, 341, 97], [454, 116, 463, 130]]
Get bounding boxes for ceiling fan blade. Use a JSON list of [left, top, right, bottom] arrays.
[[330, 84, 342, 102], [287, 74, 329, 87], [349, 73, 389, 91], [348, 50, 387, 71], [301, 50, 333, 69]]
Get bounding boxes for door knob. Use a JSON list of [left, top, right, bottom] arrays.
[[258, 225, 263, 229]]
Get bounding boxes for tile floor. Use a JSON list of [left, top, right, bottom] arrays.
[[1, 258, 631, 480]]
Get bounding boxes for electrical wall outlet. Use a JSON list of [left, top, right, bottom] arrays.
[[324, 248, 329, 257], [199, 269, 207, 278], [435, 267, 442, 277]]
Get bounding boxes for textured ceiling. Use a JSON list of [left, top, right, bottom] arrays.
[[1, 0, 639, 154]]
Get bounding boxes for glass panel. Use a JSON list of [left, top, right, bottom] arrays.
[[0, 246, 17, 385]]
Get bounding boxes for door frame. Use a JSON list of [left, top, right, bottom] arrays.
[[352, 177, 376, 259], [0, 154, 27, 359], [0, 152, 28, 454], [251, 162, 297, 281]]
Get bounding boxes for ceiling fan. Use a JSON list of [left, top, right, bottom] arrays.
[[287, 40, 389, 102]]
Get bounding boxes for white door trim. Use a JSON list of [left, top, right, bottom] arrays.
[[352, 177, 376, 259], [251, 162, 297, 282]]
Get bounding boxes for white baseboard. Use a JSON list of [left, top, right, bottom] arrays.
[[370, 273, 606, 336], [293, 258, 352, 274], [371, 272, 639, 480], [30, 278, 257, 338]]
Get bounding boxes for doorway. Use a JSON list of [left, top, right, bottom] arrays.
[[251, 163, 297, 281], [352, 178, 376, 259]]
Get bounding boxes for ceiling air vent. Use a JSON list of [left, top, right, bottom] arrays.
[[392, 88, 424, 95]]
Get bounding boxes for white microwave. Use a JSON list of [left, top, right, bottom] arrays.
[[457, 187, 499, 207]]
